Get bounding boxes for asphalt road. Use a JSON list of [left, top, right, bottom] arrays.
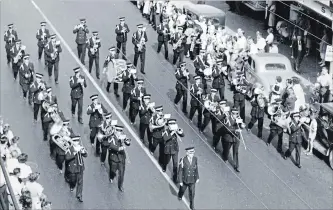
[[1, 0, 332, 209]]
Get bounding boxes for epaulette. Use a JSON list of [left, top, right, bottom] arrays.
[[179, 157, 184, 168], [69, 76, 74, 83], [87, 105, 92, 111], [116, 25, 119, 30], [162, 130, 168, 136], [190, 85, 194, 92], [110, 136, 116, 145]]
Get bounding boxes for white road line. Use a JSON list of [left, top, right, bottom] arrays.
[[30, 0, 191, 209]]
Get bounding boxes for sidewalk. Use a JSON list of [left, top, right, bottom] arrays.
[[205, 1, 322, 83]]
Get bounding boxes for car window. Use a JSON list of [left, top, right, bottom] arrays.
[[210, 18, 220, 25], [265, 63, 286, 71]]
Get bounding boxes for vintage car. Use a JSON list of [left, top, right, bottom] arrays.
[[183, 4, 226, 29]]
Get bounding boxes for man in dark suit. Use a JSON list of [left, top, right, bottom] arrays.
[[73, 18, 89, 64], [157, 18, 170, 60], [247, 88, 266, 139], [19, 54, 34, 101], [4, 23, 18, 64], [174, 62, 189, 114], [70, 67, 87, 124], [178, 147, 199, 210], [29, 73, 47, 122], [122, 63, 136, 111], [132, 24, 148, 74], [291, 35, 305, 72], [86, 31, 101, 79], [10, 40, 25, 80], [139, 94, 153, 149], [130, 79, 147, 124], [44, 34, 62, 84], [115, 17, 130, 59], [65, 136, 87, 202], [189, 76, 204, 129], [171, 26, 186, 65], [36, 21, 50, 62], [201, 89, 220, 133]]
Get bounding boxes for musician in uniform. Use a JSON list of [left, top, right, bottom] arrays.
[[232, 75, 247, 122], [247, 87, 266, 139], [212, 100, 228, 150], [317, 67, 332, 103], [4, 23, 18, 64], [36, 22, 50, 61], [212, 59, 226, 99], [19, 54, 34, 102], [174, 62, 189, 114], [193, 49, 208, 92], [130, 79, 147, 124], [189, 76, 204, 129], [87, 31, 101, 79], [201, 89, 220, 133], [65, 136, 87, 202], [48, 103, 66, 158], [115, 17, 130, 60], [42, 87, 58, 120], [70, 67, 87, 124], [172, 26, 186, 65], [149, 105, 165, 164], [162, 119, 184, 182], [41, 103, 54, 142], [45, 34, 62, 84], [97, 112, 113, 164], [177, 147, 199, 210], [266, 103, 284, 153], [157, 18, 170, 60], [73, 18, 89, 64], [103, 46, 120, 97], [30, 73, 47, 122], [132, 24, 148, 74], [87, 94, 108, 153], [122, 63, 136, 111], [283, 112, 303, 168], [108, 125, 131, 192], [139, 94, 154, 150], [10, 40, 25, 80]]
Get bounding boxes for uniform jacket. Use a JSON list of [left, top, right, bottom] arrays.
[[30, 80, 47, 104], [193, 55, 208, 74], [139, 103, 153, 125], [70, 75, 87, 99], [130, 87, 147, 109], [157, 23, 170, 42], [178, 156, 199, 184], [222, 117, 238, 143], [19, 62, 34, 86], [171, 32, 186, 52], [87, 37, 101, 57], [149, 114, 165, 139], [203, 93, 220, 114], [175, 69, 188, 91], [108, 135, 126, 163], [73, 25, 89, 45], [121, 70, 135, 93], [288, 119, 302, 144], [162, 129, 180, 154], [214, 111, 227, 132], [86, 103, 108, 128], [212, 66, 225, 89], [36, 28, 50, 47], [45, 41, 62, 63], [115, 23, 130, 43], [4, 30, 18, 50], [10, 45, 25, 65], [190, 83, 204, 106], [132, 30, 148, 52], [65, 146, 88, 173], [250, 94, 265, 118], [232, 85, 247, 101]]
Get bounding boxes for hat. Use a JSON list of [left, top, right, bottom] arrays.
[[50, 34, 56, 39], [23, 54, 30, 59], [216, 59, 223, 64], [231, 108, 238, 113], [179, 62, 186, 67], [143, 94, 151, 100], [137, 79, 144, 84], [15, 39, 21, 43], [0, 135, 7, 142], [292, 76, 300, 84], [46, 87, 52, 92], [92, 31, 98, 35], [219, 99, 227, 105], [51, 103, 58, 107], [105, 112, 112, 118], [109, 46, 116, 51], [62, 120, 70, 126], [8, 23, 13, 27], [200, 49, 206, 53], [35, 73, 43, 79], [126, 62, 133, 67], [115, 125, 124, 131], [194, 76, 201, 81], [185, 146, 195, 153], [28, 172, 40, 182], [137, 24, 143, 28], [71, 136, 80, 142], [292, 112, 300, 118], [119, 17, 125, 21], [79, 18, 86, 22], [167, 119, 176, 124], [40, 21, 46, 26], [274, 98, 283, 103], [211, 89, 217, 93], [178, 26, 183, 30], [73, 67, 80, 73], [90, 94, 98, 100], [155, 105, 163, 111]]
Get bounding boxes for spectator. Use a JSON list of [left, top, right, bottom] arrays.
[[256, 31, 266, 52], [8, 136, 21, 155], [265, 28, 274, 52], [6, 150, 19, 173], [268, 41, 279, 53], [17, 153, 32, 183], [2, 124, 14, 143], [0, 136, 10, 161], [267, 1, 276, 30], [319, 29, 329, 67], [291, 35, 305, 72], [0, 167, 9, 210], [247, 37, 258, 56], [8, 168, 23, 208], [24, 172, 44, 209], [302, 18, 312, 56]]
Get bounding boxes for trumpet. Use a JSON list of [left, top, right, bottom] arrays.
[[182, 69, 190, 79], [204, 99, 218, 112], [169, 123, 185, 137], [51, 41, 60, 60], [94, 103, 104, 115], [138, 30, 146, 52]]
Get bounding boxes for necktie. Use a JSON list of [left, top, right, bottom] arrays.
[[189, 157, 192, 164]]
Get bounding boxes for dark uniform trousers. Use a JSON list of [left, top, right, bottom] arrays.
[[88, 54, 100, 78], [189, 102, 203, 128], [234, 93, 246, 122], [67, 170, 83, 198], [12, 63, 21, 80], [41, 119, 51, 141], [130, 103, 139, 123], [71, 97, 83, 120], [157, 41, 169, 59], [100, 142, 109, 163], [133, 49, 146, 73], [174, 89, 188, 113], [140, 123, 152, 148], [33, 102, 42, 121], [116, 42, 127, 59], [151, 137, 164, 165], [108, 141, 126, 189], [267, 122, 284, 152], [173, 48, 185, 65], [285, 141, 302, 165], [284, 121, 302, 166], [247, 100, 265, 138], [222, 133, 240, 169], [55, 147, 66, 170], [77, 43, 87, 64], [178, 183, 195, 207], [47, 61, 59, 82], [162, 132, 180, 181], [109, 159, 125, 188], [201, 109, 217, 133], [123, 93, 131, 110], [164, 152, 178, 180]]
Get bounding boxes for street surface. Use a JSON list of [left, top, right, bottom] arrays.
[[1, 0, 332, 209]]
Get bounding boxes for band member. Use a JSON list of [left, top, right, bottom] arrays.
[[97, 112, 113, 164], [65, 136, 87, 202], [283, 112, 303, 168], [149, 105, 166, 164], [103, 47, 119, 96], [87, 94, 107, 152], [10, 40, 26, 80], [139, 94, 154, 149], [132, 24, 148, 74], [247, 88, 267, 139], [48, 103, 65, 158], [73, 18, 89, 64], [172, 26, 186, 65], [174, 62, 189, 114], [317, 67, 332, 103], [108, 125, 130, 192], [41, 103, 53, 142], [212, 100, 228, 150], [4, 23, 18, 64], [178, 147, 199, 210], [30, 73, 47, 122], [87, 31, 101, 79], [162, 119, 184, 182], [115, 17, 130, 59], [212, 59, 226, 99], [269, 76, 283, 103], [193, 49, 208, 92], [45, 34, 62, 84], [36, 21, 50, 61], [266, 103, 284, 153], [232, 77, 247, 122], [130, 79, 147, 124], [201, 89, 220, 133], [189, 76, 204, 129], [304, 110, 318, 156], [19, 54, 34, 102], [42, 87, 58, 118], [157, 18, 170, 60], [122, 63, 136, 110], [70, 67, 87, 124]]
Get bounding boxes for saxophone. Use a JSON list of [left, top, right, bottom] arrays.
[[138, 30, 146, 52]]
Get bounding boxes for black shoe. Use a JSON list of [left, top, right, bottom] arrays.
[[114, 93, 120, 97], [55, 80, 59, 84], [296, 164, 302, 169], [78, 119, 83, 124], [140, 71, 145, 74], [162, 169, 166, 172], [234, 167, 240, 173], [109, 178, 113, 183], [70, 188, 74, 192], [77, 197, 83, 202], [178, 197, 182, 201], [118, 187, 124, 192], [266, 142, 269, 146], [282, 154, 287, 160]]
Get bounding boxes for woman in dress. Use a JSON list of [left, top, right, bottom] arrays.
[[17, 153, 32, 183], [8, 168, 23, 208], [24, 172, 45, 209]]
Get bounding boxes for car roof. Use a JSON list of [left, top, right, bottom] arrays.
[[171, 1, 193, 9], [250, 53, 292, 69], [320, 102, 333, 114], [184, 4, 225, 17]]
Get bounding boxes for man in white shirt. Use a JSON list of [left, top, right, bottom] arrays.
[[247, 37, 258, 56], [176, 9, 186, 28], [269, 42, 279, 53], [256, 31, 266, 52], [317, 67, 333, 103], [265, 28, 274, 46], [235, 28, 247, 53]]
